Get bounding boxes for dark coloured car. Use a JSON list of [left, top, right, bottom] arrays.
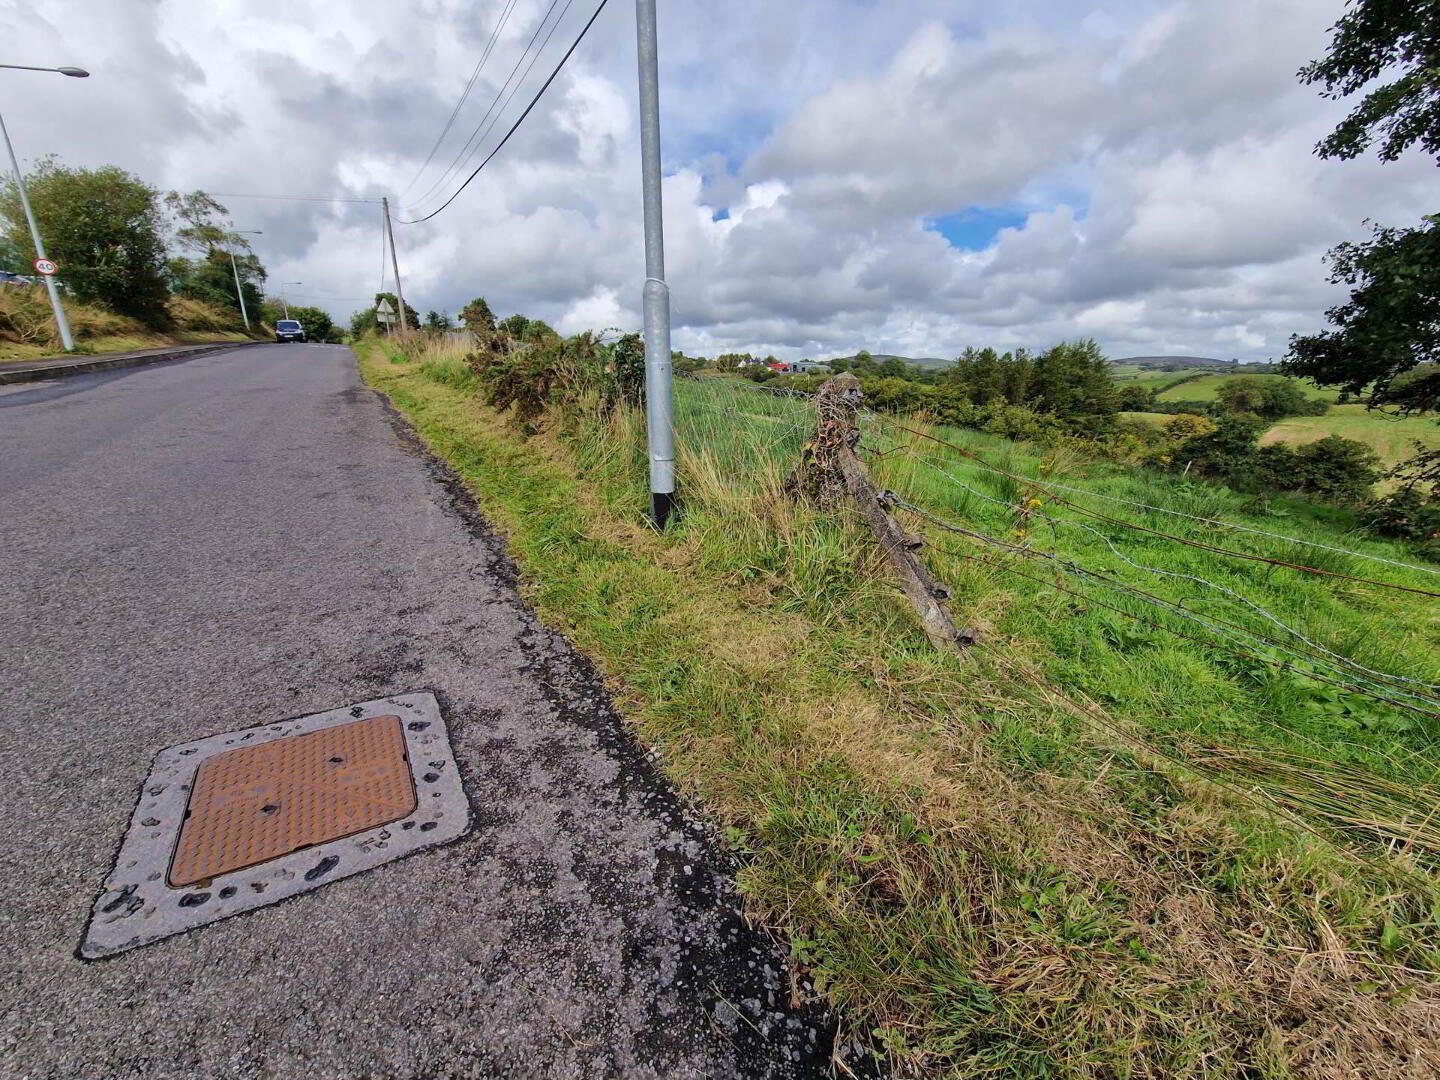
[[275, 319, 306, 343]]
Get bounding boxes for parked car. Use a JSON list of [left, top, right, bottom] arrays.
[[274, 319, 306, 343], [0, 271, 34, 286]]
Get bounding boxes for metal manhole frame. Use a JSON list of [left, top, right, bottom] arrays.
[[80, 691, 469, 959]]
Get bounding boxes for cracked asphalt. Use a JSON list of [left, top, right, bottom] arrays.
[[0, 345, 865, 1079]]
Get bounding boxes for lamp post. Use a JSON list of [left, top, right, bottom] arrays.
[[0, 63, 88, 352], [228, 230, 261, 331], [277, 282, 301, 319]]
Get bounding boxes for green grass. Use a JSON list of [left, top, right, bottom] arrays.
[[1111, 369, 1200, 392], [361, 341, 1440, 1079], [1262, 404, 1440, 471], [1157, 373, 1338, 403]]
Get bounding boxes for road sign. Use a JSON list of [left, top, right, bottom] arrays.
[[375, 297, 395, 315], [32, 258, 57, 276], [377, 312, 396, 324]]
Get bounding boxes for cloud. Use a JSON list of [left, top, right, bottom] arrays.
[[1, 0, 1432, 361]]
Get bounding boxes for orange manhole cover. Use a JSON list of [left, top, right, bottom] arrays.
[[168, 714, 418, 887]]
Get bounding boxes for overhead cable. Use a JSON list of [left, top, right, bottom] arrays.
[[398, 0, 611, 224]]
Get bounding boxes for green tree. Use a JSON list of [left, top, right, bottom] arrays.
[[1116, 384, 1156, 411], [425, 310, 450, 332], [349, 292, 419, 335], [0, 159, 171, 326], [460, 296, 496, 332], [1291, 435, 1382, 503], [1215, 376, 1311, 419], [270, 304, 335, 341], [1286, 0, 1440, 489], [163, 190, 266, 321]]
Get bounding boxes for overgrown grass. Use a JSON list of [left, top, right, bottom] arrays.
[[0, 286, 256, 361], [361, 337, 1440, 1079]]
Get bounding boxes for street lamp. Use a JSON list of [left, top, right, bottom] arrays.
[[0, 63, 90, 352], [277, 282, 302, 319], [228, 230, 261, 331]]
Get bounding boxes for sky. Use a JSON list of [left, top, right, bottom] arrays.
[[2, 0, 1433, 362]]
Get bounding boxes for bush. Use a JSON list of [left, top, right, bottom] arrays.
[[466, 329, 640, 428], [1290, 435, 1381, 504], [1364, 487, 1440, 559]]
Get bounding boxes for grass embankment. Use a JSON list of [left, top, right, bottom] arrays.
[[0, 288, 257, 362], [361, 337, 1440, 1079], [1261, 404, 1440, 471]]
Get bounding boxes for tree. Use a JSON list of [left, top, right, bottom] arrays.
[[1215, 376, 1311, 419], [425, 310, 450, 332], [1291, 435, 1382, 504], [1285, 0, 1440, 486], [271, 304, 335, 342], [349, 292, 419, 336], [1116, 384, 1156, 411], [460, 296, 496, 332], [0, 159, 172, 326], [163, 190, 266, 322], [1162, 413, 1217, 445]]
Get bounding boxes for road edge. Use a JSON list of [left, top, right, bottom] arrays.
[[0, 341, 267, 386]]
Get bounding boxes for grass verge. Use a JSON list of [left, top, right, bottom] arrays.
[[360, 337, 1440, 1079], [0, 288, 258, 362]]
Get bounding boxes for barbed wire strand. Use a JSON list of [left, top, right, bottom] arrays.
[[870, 414, 1440, 599], [896, 498, 1440, 712], [900, 448, 1440, 698]]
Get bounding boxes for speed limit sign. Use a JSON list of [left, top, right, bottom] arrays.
[[32, 258, 57, 276]]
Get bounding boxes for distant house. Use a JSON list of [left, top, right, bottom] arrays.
[[767, 360, 831, 374]]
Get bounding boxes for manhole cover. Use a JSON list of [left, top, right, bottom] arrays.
[[80, 692, 469, 959], [169, 714, 417, 887]]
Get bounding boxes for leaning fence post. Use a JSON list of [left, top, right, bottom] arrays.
[[787, 374, 974, 652]]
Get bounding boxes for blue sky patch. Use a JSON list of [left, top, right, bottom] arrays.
[[924, 207, 1029, 250], [712, 208, 731, 222]]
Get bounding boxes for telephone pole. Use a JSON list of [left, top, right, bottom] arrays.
[[635, 0, 674, 528], [382, 196, 408, 337]]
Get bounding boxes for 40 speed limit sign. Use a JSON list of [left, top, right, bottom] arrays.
[[32, 258, 57, 276]]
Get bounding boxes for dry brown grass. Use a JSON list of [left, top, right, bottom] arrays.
[[0, 286, 252, 361]]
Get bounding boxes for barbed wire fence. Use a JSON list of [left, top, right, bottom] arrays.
[[671, 370, 1440, 872]]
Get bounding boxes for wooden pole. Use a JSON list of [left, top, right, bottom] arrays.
[[787, 374, 974, 652]]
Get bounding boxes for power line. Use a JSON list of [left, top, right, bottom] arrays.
[[207, 192, 384, 204], [403, 0, 569, 213], [398, 0, 611, 224], [398, 0, 521, 199]]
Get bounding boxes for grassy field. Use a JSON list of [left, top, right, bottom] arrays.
[[1110, 368, 1202, 392], [361, 338, 1440, 1079], [1262, 404, 1440, 468], [1157, 373, 1338, 403]]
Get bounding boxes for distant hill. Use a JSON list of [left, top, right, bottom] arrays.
[[1113, 355, 1231, 370]]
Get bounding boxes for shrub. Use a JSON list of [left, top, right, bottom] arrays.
[[1364, 487, 1440, 559], [1290, 435, 1381, 504]]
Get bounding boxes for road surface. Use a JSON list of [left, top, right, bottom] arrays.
[[0, 344, 858, 1079]]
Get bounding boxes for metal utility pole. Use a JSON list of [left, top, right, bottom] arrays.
[[635, 0, 674, 528], [227, 229, 262, 332], [382, 196, 408, 337], [0, 99, 77, 351], [228, 251, 250, 329]]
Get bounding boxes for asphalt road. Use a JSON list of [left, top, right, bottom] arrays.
[[0, 345, 860, 1079]]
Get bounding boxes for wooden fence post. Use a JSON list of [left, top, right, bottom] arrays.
[[787, 374, 974, 652]]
